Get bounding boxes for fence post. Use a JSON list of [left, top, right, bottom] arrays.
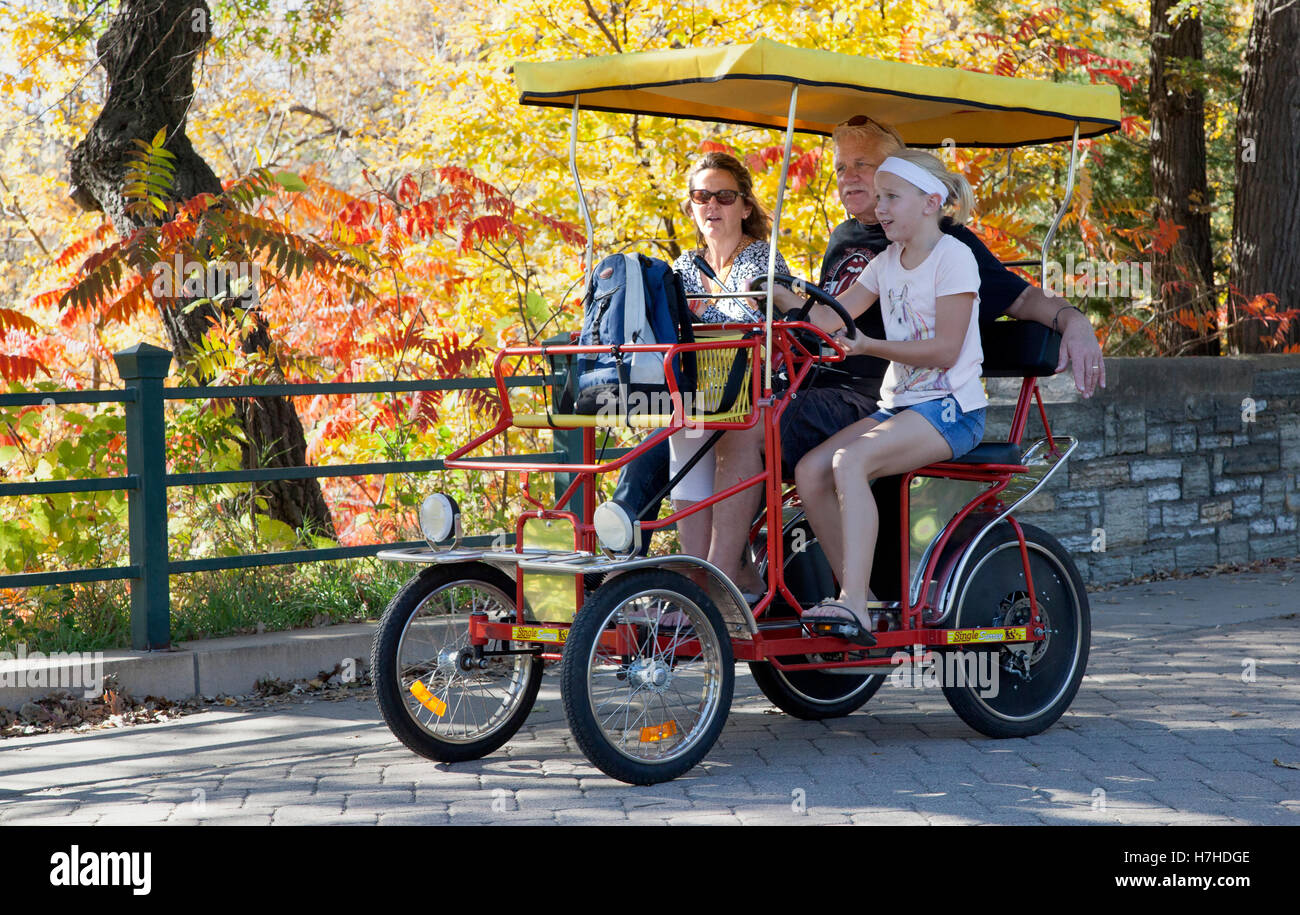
[[114, 342, 173, 650], [543, 332, 584, 513]]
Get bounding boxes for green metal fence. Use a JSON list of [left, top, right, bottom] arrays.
[[0, 338, 596, 650]]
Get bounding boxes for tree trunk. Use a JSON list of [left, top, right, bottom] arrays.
[[67, 0, 335, 538], [1230, 0, 1300, 352], [1149, 0, 1217, 355]]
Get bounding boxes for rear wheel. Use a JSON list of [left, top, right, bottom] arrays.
[[749, 519, 883, 719], [561, 570, 733, 785], [941, 523, 1089, 738], [371, 563, 542, 762]]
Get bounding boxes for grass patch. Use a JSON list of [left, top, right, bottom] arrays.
[[1, 581, 131, 654], [2, 558, 414, 653]]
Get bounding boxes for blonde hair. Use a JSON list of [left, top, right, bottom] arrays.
[[880, 148, 975, 226]]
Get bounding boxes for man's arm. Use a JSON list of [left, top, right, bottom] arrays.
[[1003, 285, 1106, 397], [941, 223, 1106, 398]]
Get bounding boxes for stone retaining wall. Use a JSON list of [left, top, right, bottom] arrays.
[[983, 354, 1300, 585]]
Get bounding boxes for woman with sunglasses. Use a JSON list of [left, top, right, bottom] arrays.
[[673, 152, 788, 324], [665, 151, 785, 594]]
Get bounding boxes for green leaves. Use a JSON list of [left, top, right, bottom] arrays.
[[123, 128, 177, 221], [273, 170, 309, 193]]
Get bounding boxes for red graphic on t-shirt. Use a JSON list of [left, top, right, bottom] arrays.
[[823, 251, 874, 297]]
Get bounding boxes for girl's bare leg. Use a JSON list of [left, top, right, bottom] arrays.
[[831, 411, 952, 621], [794, 417, 881, 584]]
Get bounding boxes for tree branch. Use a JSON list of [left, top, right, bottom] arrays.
[[582, 0, 621, 52]]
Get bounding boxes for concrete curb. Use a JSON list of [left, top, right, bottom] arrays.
[[0, 623, 376, 709]]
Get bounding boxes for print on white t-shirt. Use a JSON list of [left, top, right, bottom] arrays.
[[854, 234, 987, 413], [884, 283, 949, 397]]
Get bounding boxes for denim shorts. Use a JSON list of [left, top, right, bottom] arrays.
[[869, 398, 986, 460]]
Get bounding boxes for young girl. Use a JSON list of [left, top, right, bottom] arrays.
[[794, 149, 985, 644]]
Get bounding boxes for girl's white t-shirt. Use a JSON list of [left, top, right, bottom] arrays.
[[854, 233, 987, 412]]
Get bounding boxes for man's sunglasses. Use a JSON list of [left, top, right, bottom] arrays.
[[841, 114, 887, 129], [688, 188, 741, 205]]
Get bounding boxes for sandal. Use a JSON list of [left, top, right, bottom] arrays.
[[800, 599, 877, 647]]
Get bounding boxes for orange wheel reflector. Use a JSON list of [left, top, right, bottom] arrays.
[[639, 720, 678, 742], [409, 680, 447, 717]]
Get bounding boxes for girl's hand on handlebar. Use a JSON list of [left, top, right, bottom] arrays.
[[832, 328, 874, 357]]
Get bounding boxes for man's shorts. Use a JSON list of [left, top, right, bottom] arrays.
[[778, 385, 878, 477]]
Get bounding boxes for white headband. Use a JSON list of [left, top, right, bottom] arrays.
[[876, 156, 949, 204]]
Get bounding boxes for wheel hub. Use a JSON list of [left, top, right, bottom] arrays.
[[996, 592, 1051, 670], [628, 658, 672, 692], [437, 646, 477, 674]]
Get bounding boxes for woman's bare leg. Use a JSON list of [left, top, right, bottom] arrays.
[[705, 422, 767, 594], [673, 499, 713, 560]]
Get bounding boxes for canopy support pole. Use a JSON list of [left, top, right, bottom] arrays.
[[570, 97, 595, 287], [1039, 123, 1080, 286], [764, 84, 799, 393]]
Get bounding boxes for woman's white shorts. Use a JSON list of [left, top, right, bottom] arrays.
[[667, 426, 715, 503]]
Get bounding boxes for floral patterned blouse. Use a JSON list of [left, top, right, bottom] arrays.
[[672, 240, 790, 325]]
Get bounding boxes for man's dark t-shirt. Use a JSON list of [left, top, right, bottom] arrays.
[[814, 217, 1030, 402]]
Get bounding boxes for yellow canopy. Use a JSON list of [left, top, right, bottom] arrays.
[[515, 38, 1120, 147]]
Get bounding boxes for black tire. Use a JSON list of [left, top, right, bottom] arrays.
[[561, 570, 734, 785], [370, 563, 542, 763], [941, 522, 1090, 738], [749, 519, 883, 719], [751, 659, 884, 720]]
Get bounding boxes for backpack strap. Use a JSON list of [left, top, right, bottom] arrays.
[[710, 332, 758, 416], [665, 267, 697, 394], [612, 346, 632, 427]]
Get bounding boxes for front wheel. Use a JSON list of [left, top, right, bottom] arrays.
[[561, 570, 734, 785], [941, 522, 1090, 738], [370, 563, 543, 763]]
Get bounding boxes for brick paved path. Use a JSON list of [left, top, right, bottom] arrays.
[[2, 567, 1297, 825]]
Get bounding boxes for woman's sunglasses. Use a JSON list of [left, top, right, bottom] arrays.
[[688, 188, 741, 205]]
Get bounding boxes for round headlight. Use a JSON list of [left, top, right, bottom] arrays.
[[593, 500, 636, 553], [419, 493, 459, 543]]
